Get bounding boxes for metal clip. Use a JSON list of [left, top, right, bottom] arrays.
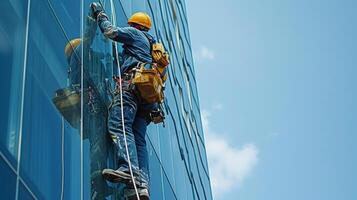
[[150, 109, 165, 126]]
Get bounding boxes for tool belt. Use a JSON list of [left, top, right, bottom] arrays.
[[113, 70, 135, 93], [114, 63, 165, 104], [136, 109, 165, 124], [131, 63, 164, 104]]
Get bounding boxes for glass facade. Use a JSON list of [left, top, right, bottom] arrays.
[[0, 0, 212, 199]]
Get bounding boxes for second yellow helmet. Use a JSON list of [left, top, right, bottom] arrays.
[[128, 12, 152, 30]]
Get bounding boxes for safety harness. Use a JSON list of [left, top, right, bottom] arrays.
[[113, 33, 170, 125]]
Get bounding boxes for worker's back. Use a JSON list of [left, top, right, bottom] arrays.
[[118, 27, 155, 73]]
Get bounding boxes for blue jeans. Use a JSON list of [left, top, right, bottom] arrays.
[[107, 84, 149, 187]]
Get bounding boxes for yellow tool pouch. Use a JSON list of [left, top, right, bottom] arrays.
[[132, 63, 164, 104]]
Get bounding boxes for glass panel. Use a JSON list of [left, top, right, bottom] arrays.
[[148, 144, 164, 200], [81, 0, 119, 199], [163, 173, 177, 200], [18, 181, 36, 200], [47, 0, 80, 39], [63, 124, 81, 200], [114, 0, 130, 27], [0, 156, 17, 200], [119, 0, 131, 17], [20, 0, 81, 199], [158, 121, 175, 185], [147, 124, 162, 156], [131, 0, 146, 13], [0, 0, 28, 166]]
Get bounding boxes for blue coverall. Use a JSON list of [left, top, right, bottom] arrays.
[[97, 13, 158, 187]]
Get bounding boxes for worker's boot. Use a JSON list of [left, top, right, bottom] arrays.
[[124, 187, 149, 200], [102, 168, 141, 187]]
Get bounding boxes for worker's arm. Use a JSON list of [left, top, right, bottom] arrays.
[[97, 14, 134, 44], [90, 2, 133, 44]]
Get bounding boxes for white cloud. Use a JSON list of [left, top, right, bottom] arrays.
[[194, 46, 215, 62], [202, 110, 259, 198]]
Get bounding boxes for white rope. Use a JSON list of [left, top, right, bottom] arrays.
[[60, 117, 65, 200], [80, 0, 84, 198], [107, 1, 140, 199]]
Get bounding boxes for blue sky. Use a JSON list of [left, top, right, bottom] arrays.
[[186, 0, 357, 199]]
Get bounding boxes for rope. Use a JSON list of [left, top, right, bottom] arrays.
[[105, 1, 141, 199], [60, 117, 65, 200]]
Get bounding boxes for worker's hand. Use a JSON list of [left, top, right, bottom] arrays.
[[90, 2, 104, 20]]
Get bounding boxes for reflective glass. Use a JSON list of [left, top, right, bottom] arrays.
[[185, 136, 206, 199], [119, 0, 132, 17], [132, 0, 146, 13], [47, 0, 80, 39], [163, 174, 176, 200], [81, 0, 119, 199], [114, 0, 129, 26], [158, 121, 175, 185], [147, 123, 161, 156], [148, 144, 164, 200], [18, 182, 35, 200], [170, 134, 189, 200], [0, 0, 28, 166], [20, 0, 81, 199], [0, 156, 16, 199]]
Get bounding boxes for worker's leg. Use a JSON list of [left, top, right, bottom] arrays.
[[124, 117, 150, 199], [133, 116, 150, 186], [125, 105, 157, 199], [103, 89, 141, 183], [133, 103, 158, 186]]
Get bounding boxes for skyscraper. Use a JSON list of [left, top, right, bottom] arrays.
[[0, 0, 212, 199]]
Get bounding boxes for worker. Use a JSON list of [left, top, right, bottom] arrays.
[[90, 2, 169, 200]]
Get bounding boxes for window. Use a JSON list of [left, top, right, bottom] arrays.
[[0, 0, 28, 166]]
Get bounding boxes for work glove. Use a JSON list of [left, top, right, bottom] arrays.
[[90, 2, 104, 20]]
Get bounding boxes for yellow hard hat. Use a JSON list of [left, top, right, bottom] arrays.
[[128, 12, 152, 30], [65, 38, 81, 58]]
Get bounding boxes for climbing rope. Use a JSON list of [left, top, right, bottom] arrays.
[[106, 0, 141, 199], [60, 117, 65, 200]]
